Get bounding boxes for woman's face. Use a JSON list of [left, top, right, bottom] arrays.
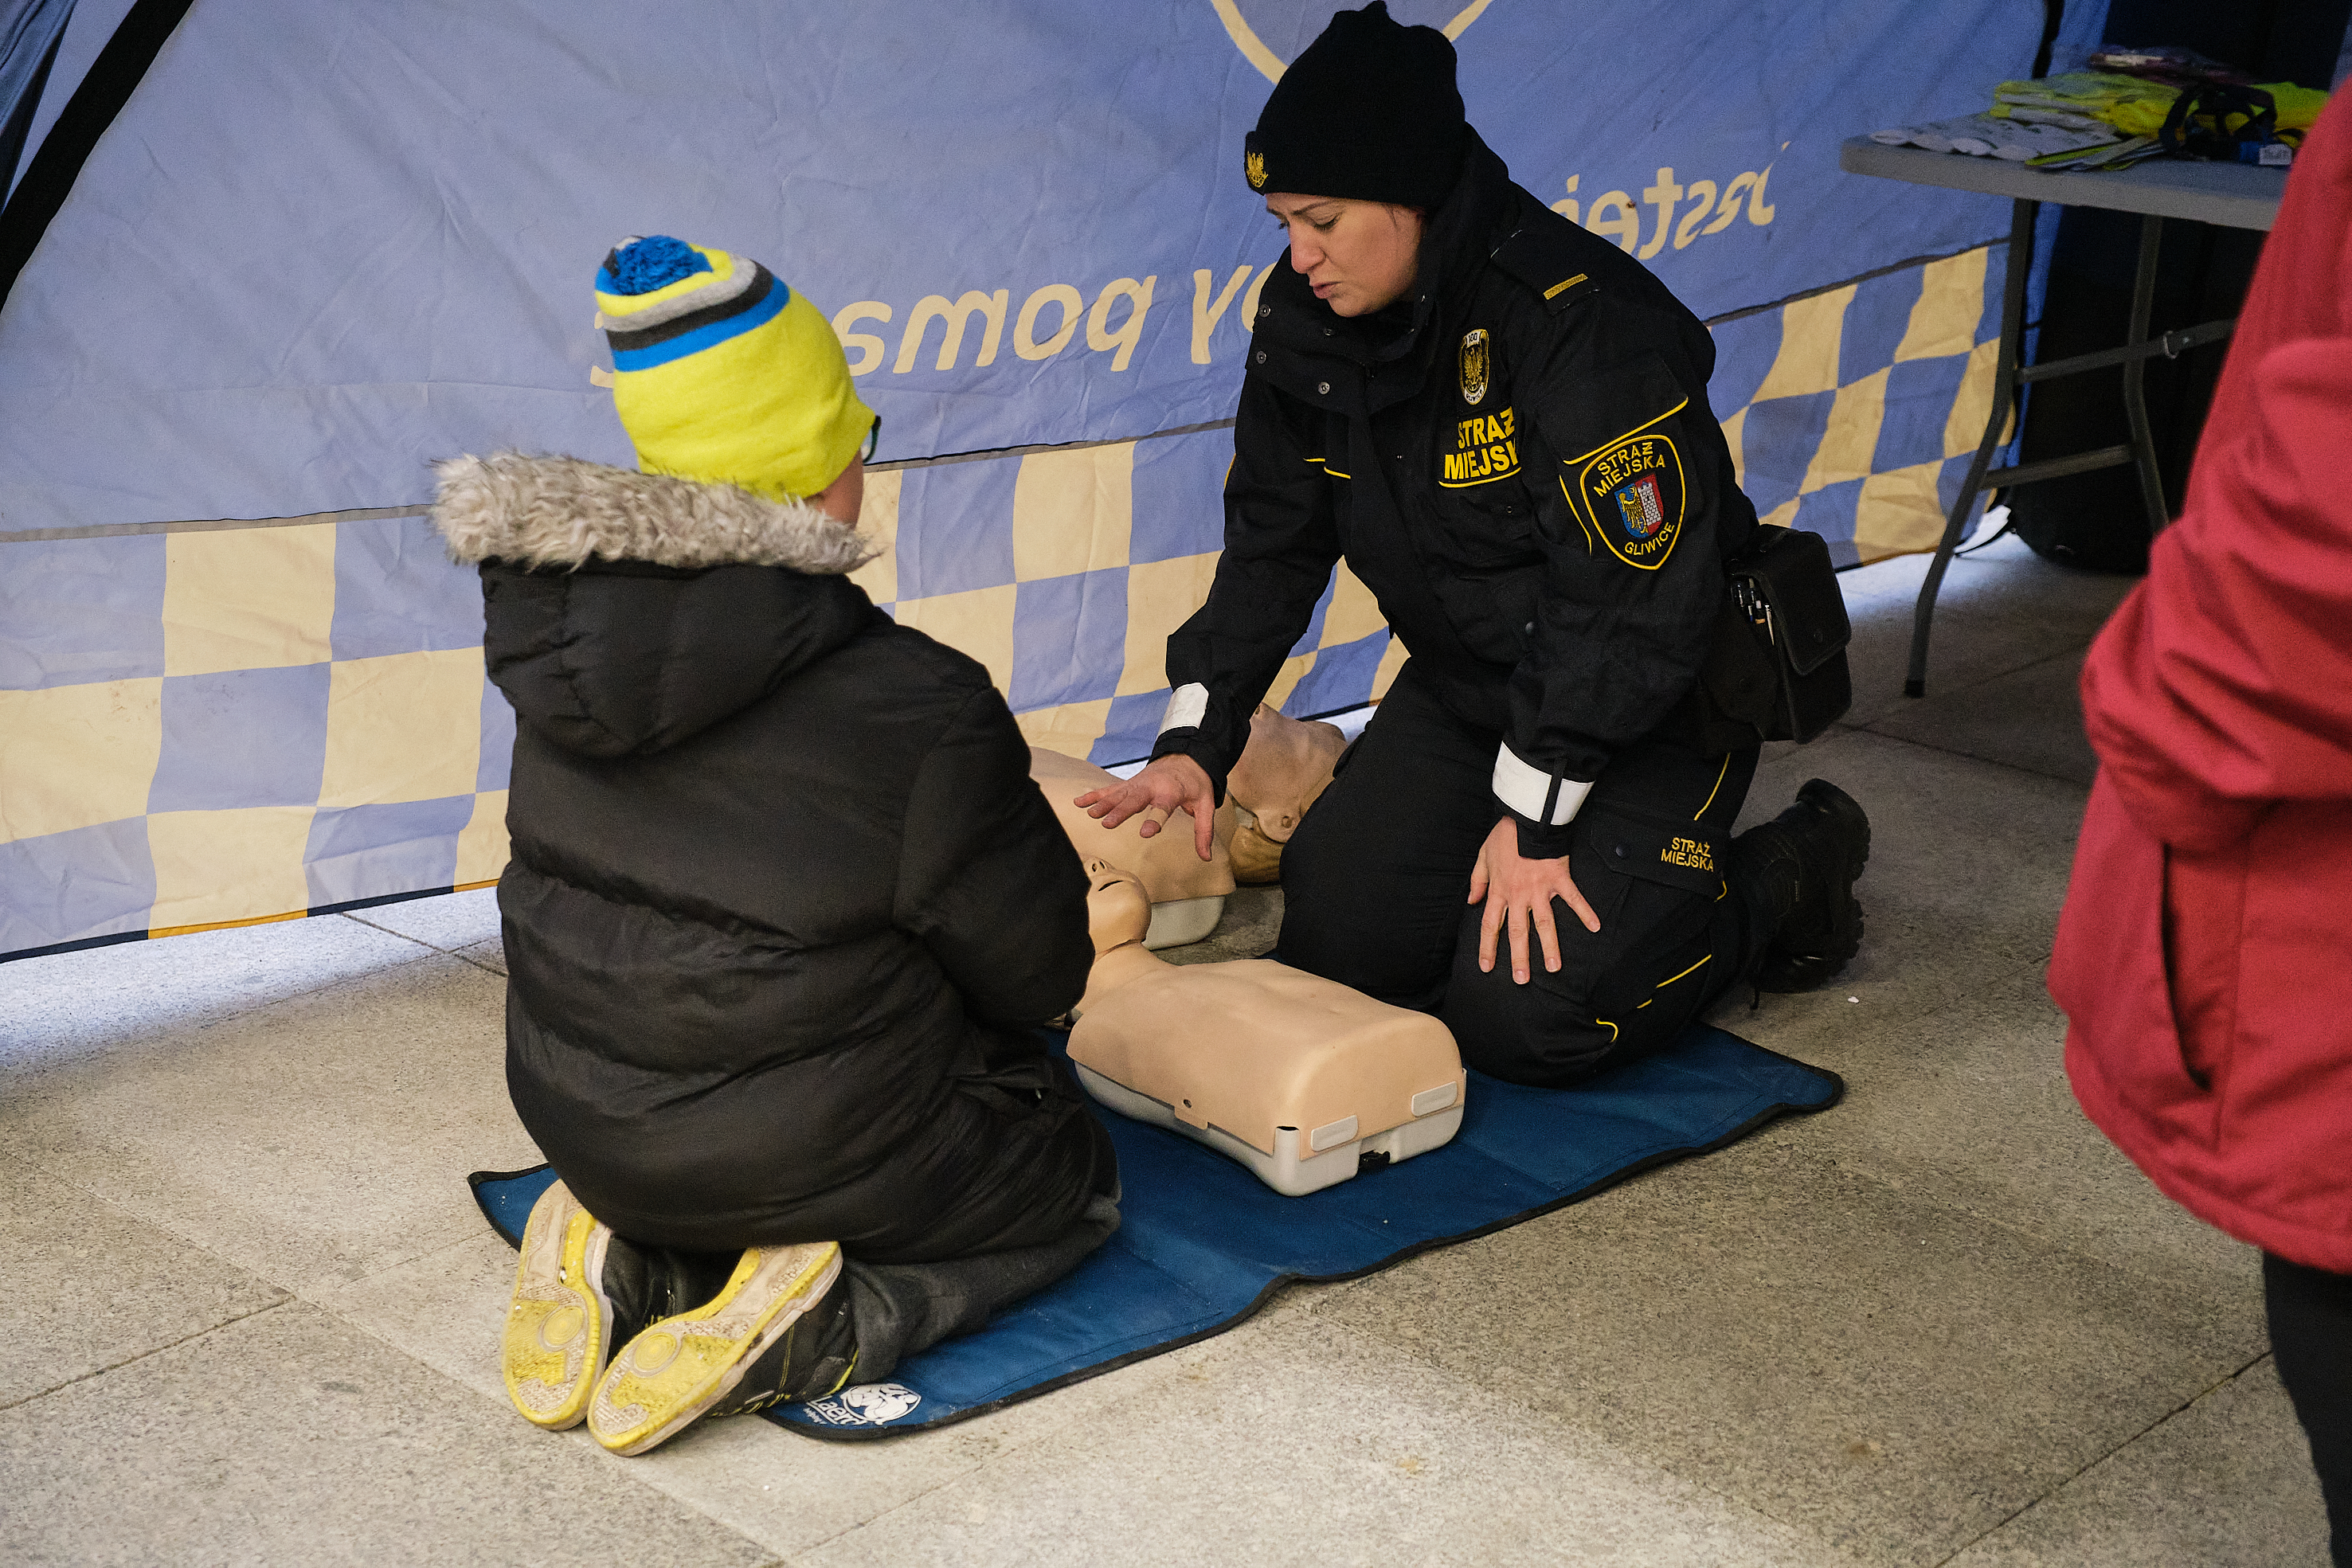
[[1265, 194, 1423, 318]]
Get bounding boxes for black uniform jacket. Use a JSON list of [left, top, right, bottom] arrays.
[[1154, 131, 1762, 856], [435, 453, 1104, 1261]]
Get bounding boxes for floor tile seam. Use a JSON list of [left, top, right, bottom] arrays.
[[1562, 1133, 2264, 1359], [748, 1450, 1008, 1556], [1843, 724, 2096, 792], [341, 912, 475, 955], [1862, 633, 2103, 725], [298, 1288, 788, 1558], [0, 1146, 303, 1292], [1286, 1292, 1855, 1555], [0, 937, 454, 1085], [1754, 1142, 2268, 1337], [0, 1295, 294, 1413], [155, 940, 455, 1046], [299, 1225, 509, 1306], [1842, 629, 2098, 714], [781, 1313, 1401, 1554], [176, 941, 490, 1036], [1846, 594, 2114, 642], [1923, 1347, 2277, 1567], [294, 1226, 1047, 1556]]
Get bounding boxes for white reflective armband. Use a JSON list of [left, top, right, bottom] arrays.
[[1160, 682, 1209, 733], [1491, 741, 1591, 827]]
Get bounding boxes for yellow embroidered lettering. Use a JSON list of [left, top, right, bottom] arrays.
[[1661, 837, 1716, 871]]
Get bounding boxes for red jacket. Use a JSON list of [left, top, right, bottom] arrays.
[[2051, 91, 2352, 1274]]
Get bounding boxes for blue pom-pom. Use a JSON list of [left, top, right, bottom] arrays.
[[601, 235, 712, 296]]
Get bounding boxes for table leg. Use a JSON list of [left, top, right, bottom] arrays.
[[1906, 197, 2035, 698], [2119, 213, 2170, 537]]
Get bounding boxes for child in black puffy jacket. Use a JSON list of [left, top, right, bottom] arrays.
[[438, 236, 1117, 1457]]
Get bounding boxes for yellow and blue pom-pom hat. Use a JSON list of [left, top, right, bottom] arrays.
[[594, 235, 876, 502]]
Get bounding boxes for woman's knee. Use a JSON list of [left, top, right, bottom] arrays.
[[1439, 903, 1710, 1086], [1444, 958, 1628, 1085]]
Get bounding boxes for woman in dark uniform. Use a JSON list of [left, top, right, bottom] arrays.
[[1082, 3, 1871, 1086]]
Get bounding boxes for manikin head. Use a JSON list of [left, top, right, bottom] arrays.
[[1085, 858, 1153, 956]]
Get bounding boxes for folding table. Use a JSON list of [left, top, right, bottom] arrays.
[[1837, 137, 2285, 695]]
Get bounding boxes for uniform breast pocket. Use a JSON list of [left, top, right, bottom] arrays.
[[1434, 476, 1541, 569]]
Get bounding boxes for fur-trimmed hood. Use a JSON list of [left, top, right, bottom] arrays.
[[444, 453, 887, 760], [432, 452, 879, 573]]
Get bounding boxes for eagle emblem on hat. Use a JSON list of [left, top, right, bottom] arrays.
[[1246, 148, 1268, 190], [1458, 328, 1489, 406]]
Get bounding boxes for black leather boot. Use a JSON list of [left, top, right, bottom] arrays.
[[598, 1238, 741, 1347], [1734, 779, 1871, 992], [710, 1273, 859, 1416]]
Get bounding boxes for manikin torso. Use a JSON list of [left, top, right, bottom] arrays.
[[1068, 861, 1466, 1195], [1030, 747, 1235, 948]]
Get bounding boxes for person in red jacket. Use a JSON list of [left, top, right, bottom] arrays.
[[2050, 90, 2352, 1563]]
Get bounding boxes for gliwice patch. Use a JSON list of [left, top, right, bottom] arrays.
[[1574, 428, 1685, 570]]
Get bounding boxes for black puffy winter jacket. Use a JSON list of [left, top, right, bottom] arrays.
[[433, 452, 1109, 1261]]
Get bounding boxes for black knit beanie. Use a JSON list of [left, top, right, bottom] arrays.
[[1243, 2, 1467, 209]]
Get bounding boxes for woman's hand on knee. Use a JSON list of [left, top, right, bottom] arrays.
[[1073, 755, 1219, 862], [1469, 817, 1601, 984]]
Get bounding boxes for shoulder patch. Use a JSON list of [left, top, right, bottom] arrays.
[[1565, 421, 1685, 571]]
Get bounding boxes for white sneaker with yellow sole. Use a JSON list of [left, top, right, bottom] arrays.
[[500, 1179, 616, 1431], [589, 1239, 843, 1456]]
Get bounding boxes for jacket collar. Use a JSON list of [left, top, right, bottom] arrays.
[[432, 452, 879, 574]]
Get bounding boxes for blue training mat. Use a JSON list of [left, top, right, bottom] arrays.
[[471, 1022, 1838, 1439]]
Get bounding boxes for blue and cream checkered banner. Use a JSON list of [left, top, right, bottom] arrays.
[[0, 243, 2005, 960], [2, 0, 2081, 957], [1712, 245, 2011, 565]]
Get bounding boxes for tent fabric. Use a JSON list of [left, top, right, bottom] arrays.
[[0, 0, 2060, 530], [469, 1021, 1844, 1439], [0, 0, 2092, 960], [2, 0, 130, 200], [0, 0, 76, 197], [0, 248, 2005, 960]]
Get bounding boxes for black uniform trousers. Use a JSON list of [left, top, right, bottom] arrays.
[[1279, 659, 1762, 1087], [2268, 1253, 2352, 1566]]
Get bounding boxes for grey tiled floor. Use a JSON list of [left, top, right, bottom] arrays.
[[0, 534, 2330, 1565]]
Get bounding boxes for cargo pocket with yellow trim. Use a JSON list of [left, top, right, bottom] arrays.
[[1576, 801, 1724, 1027]]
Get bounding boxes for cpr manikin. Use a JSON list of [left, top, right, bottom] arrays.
[[1030, 748, 1236, 948], [1223, 704, 1348, 885], [1068, 859, 1466, 1196]]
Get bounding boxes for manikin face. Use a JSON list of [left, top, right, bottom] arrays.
[[1084, 859, 1153, 954], [1265, 194, 1424, 318], [812, 455, 864, 524]]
